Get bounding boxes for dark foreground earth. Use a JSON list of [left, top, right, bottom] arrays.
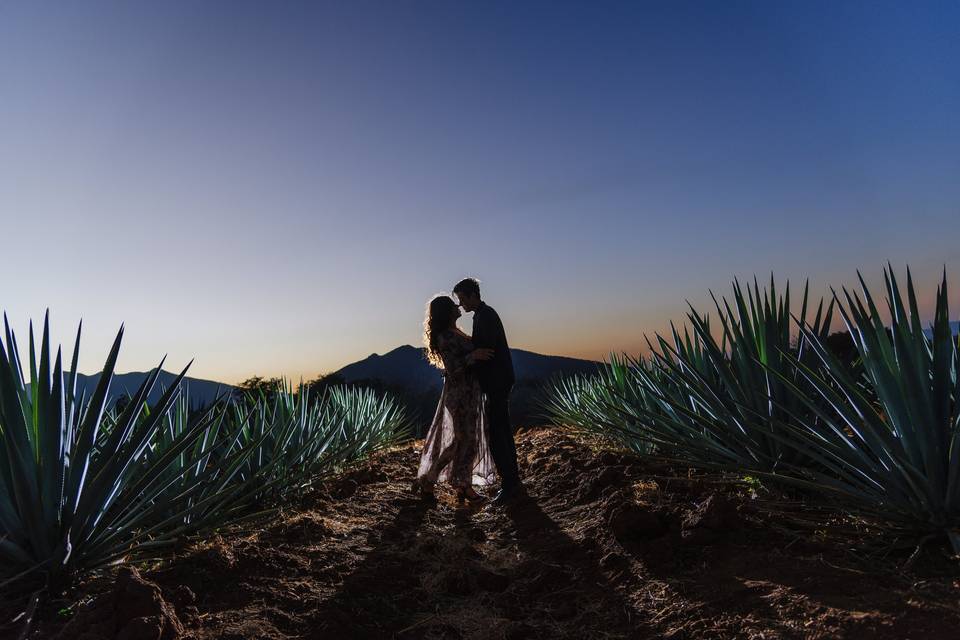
[[28, 426, 960, 639]]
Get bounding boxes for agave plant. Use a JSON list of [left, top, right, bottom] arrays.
[[542, 355, 655, 455], [132, 392, 267, 528], [113, 377, 411, 534], [772, 268, 960, 550], [547, 279, 837, 471], [629, 279, 836, 470], [225, 381, 410, 501], [0, 314, 225, 587], [320, 384, 411, 457], [1, 315, 414, 590]]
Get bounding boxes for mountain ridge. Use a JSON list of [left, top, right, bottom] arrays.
[[334, 344, 602, 393], [71, 370, 235, 409], [64, 346, 601, 409]]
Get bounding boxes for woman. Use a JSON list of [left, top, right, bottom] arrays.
[[414, 295, 497, 504]]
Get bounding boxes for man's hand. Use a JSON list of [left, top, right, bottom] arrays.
[[468, 348, 495, 362]]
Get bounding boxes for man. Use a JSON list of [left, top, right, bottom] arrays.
[[452, 277, 522, 506]]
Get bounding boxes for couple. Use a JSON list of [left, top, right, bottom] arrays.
[[414, 277, 522, 507]]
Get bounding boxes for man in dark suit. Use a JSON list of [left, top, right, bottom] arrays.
[[453, 277, 522, 506]]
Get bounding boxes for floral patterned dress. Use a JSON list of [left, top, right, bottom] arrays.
[[417, 329, 497, 488]]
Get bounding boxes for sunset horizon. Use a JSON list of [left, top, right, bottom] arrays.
[[3, 2, 957, 383]]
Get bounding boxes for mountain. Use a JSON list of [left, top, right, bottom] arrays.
[[72, 370, 234, 409], [59, 346, 598, 414], [334, 345, 603, 432], [65, 322, 957, 415], [334, 345, 602, 393]]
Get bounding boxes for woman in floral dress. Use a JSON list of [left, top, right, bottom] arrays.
[[415, 295, 497, 504]]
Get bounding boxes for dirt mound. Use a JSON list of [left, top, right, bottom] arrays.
[[36, 426, 960, 639], [55, 567, 183, 640]]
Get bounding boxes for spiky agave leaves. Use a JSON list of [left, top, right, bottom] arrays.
[[109, 379, 412, 537], [771, 267, 960, 550], [0, 314, 414, 590], [0, 314, 217, 587], [227, 382, 340, 499], [223, 382, 411, 502], [550, 279, 836, 471], [629, 278, 836, 471], [132, 391, 259, 528], [541, 354, 657, 455], [320, 384, 410, 458]]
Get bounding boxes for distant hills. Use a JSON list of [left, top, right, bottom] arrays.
[[66, 322, 958, 422], [333, 345, 602, 431], [65, 346, 601, 415], [334, 345, 601, 394], [72, 370, 234, 409]]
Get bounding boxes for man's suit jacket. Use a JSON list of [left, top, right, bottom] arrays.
[[471, 302, 515, 394]]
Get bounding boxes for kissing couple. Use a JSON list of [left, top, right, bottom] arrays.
[[413, 277, 523, 507]]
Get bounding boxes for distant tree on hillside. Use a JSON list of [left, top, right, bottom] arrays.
[[824, 331, 858, 369], [236, 375, 284, 399], [305, 372, 347, 397]]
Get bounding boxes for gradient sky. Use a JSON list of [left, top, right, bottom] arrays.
[[2, 1, 958, 383]]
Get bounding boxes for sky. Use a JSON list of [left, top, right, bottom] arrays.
[[1, 1, 958, 383]]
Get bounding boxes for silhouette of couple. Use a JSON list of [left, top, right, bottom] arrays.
[[414, 278, 523, 507]]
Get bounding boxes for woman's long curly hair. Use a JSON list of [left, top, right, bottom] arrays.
[[424, 295, 458, 369]]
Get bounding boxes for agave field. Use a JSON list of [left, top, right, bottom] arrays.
[[3, 266, 957, 638], [0, 314, 410, 602], [545, 267, 960, 553]]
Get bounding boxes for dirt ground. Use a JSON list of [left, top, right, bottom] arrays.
[[34, 425, 960, 639]]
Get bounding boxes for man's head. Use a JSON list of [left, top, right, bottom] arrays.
[[453, 277, 482, 312]]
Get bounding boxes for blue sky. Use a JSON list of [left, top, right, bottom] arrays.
[[1, 1, 958, 382]]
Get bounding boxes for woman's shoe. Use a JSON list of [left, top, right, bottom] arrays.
[[456, 487, 487, 505]]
